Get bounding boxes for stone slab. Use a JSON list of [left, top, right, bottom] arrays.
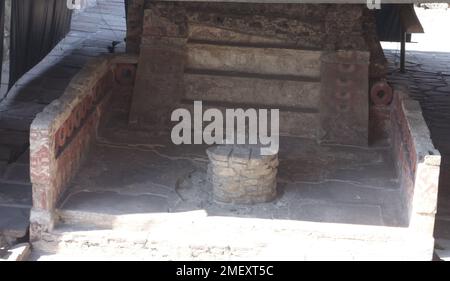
[[0, 145, 13, 162], [187, 43, 322, 78], [0, 160, 7, 178], [0, 206, 30, 238], [0, 117, 33, 132], [57, 127, 404, 226], [4, 164, 30, 184], [283, 181, 405, 226], [181, 100, 319, 138], [60, 191, 169, 216], [184, 71, 321, 108], [0, 130, 29, 146], [15, 150, 30, 165], [0, 183, 32, 206], [294, 202, 384, 226], [0, 144, 27, 164], [33, 214, 432, 261], [188, 23, 293, 46], [0, 102, 46, 119]]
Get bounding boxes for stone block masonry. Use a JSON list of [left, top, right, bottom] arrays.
[[127, 1, 375, 145], [390, 85, 441, 249], [129, 2, 187, 127], [207, 145, 278, 204], [319, 50, 370, 146], [367, 80, 441, 248], [125, 0, 145, 54], [368, 81, 441, 252], [29, 54, 138, 240]]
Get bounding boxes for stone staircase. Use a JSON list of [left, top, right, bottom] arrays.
[[179, 41, 324, 138], [0, 126, 32, 243]]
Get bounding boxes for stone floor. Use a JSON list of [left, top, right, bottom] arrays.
[[0, 0, 126, 243], [31, 95, 413, 259], [57, 106, 406, 227]]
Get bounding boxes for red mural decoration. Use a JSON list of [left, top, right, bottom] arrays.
[[54, 70, 114, 157]]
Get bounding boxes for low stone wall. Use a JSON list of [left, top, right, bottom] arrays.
[[390, 86, 441, 241], [29, 54, 138, 239]]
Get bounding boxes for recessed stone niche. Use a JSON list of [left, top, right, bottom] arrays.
[[206, 145, 278, 204]]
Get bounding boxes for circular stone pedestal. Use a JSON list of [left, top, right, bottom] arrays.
[[206, 145, 278, 204]]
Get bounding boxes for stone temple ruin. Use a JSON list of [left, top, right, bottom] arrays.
[[1, 1, 441, 260]]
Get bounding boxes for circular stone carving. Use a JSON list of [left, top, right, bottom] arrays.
[[206, 145, 278, 204], [370, 80, 393, 105]]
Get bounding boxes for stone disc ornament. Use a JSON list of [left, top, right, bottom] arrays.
[[206, 145, 279, 204]]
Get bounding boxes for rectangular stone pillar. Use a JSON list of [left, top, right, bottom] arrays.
[[129, 3, 187, 127], [125, 0, 144, 54], [319, 50, 370, 146]]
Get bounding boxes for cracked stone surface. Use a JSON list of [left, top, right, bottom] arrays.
[[58, 99, 407, 227], [44, 110, 413, 260]]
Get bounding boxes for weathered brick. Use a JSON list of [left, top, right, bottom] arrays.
[[29, 55, 121, 237]]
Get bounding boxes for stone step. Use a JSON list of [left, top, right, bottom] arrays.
[[179, 99, 319, 139], [188, 24, 324, 51], [0, 182, 32, 207], [435, 239, 450, 261], [187, 43, 322, 78], [0, 161, 7, 177], [0, 144, 28, 164], [34, 210, 432, 260], [184, 69, 321, 108], [2, 164, 31, 184], [0, 116, 33, 132], [0, 130, 29, 163], [0, 206, 30, 239], [0, 147, 11, 163]]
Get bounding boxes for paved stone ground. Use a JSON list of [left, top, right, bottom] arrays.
[[0, 0, 126, 242], [54, 90, 406, 229], [62, 138, 404, 226], [30, 97, 412, 260]]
